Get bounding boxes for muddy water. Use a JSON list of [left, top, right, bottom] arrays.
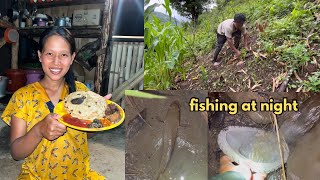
[[287, 122, 320, 180], [280, 94, 320, 148], [125, 91, 208, 180], [208, 93, 319, 179], [282, 94, 320, 180]]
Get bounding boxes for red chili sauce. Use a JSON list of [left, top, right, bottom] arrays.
[[62, 114, 91, 128]]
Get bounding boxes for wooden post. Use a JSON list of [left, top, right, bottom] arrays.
[[0, 20, 18, 69], [12, 41, 19, 69], [94, 0, 113, 94]]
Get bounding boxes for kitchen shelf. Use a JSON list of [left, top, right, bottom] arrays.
[[17, 25, 102, 38]]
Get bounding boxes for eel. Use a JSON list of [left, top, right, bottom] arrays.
[[157, 101, 180, 180]]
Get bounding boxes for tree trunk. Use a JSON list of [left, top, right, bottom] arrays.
[[191, 6, 199, 23]]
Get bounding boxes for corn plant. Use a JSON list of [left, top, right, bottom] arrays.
[[144, 0, 187, 90]]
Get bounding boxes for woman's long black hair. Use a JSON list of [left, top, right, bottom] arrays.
[[39, 27, 76, 93]]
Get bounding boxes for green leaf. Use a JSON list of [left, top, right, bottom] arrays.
[[144, 0, 150, 5], [144, 3, 161, 21], [163, 0, 172, 20], [151, 38, 159, 49], [125, 90, 167, 99]]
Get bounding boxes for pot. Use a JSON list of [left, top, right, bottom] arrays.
[[25, 69, 44, 84], [55, 18, 66, 26], [5, 69, 26, 92], [4, 28, 19, 44], [34, 17, 48, 26], [34, 14, 48, 26]]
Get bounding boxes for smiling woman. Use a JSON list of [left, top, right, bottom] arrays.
[[38, 27, 77, 94], [1, 27, 105, 180], [38, 35, 74, 84]]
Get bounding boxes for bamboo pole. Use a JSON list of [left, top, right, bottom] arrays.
[[136, 42, 144, 89], [119, 42, 128, 85], [278, 69, 294, 92], [113, 42, 123, 90], [273, 114, 287, 180], [121, 98, 125, 109], [139, 79, 144, 90], [111, 68, 144, 103], [139, 55, 144, 90], [135, 42, 144, 72], [130, 43, 138, 78], [108, 42, 118, 93], [125, 43, 133, 81], [94, 0, 113, 93]]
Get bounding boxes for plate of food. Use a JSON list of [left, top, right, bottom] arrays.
[[54, 91, 125, 131]]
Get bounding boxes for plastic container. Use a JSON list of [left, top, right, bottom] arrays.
[[0, 76, 8, 98], [25, 69, 44, 84], [5, 69, 27, 92]]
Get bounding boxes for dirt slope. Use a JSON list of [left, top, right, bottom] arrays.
[[174, 26, 319, 92]]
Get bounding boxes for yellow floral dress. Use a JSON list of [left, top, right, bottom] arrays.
[[1, 81, 105, 180]]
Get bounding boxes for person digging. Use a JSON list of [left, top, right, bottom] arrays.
[[212, 13, 250, 66]]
